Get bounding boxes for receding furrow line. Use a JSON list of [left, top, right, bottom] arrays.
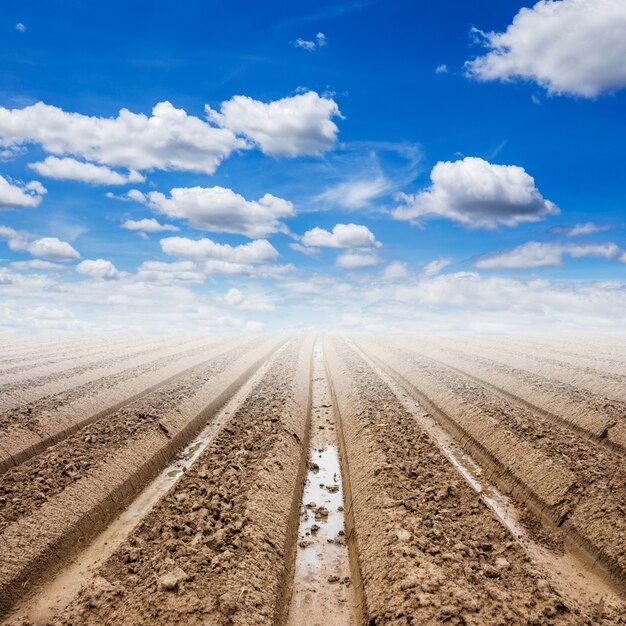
[[383, 336, 626, 454], [408, 342, 625, 455], [0, 336, 203, 393], [0, 336, 248, 474], [0, 335, 152, 367], [346, 338, 625, 612], [0, 336, 286, 618], [0, 336, 228, 412], [353, 338, 626, 596], [433, 336, 626, 401], [47, 337, 314, 626], [324, 337, 601, 624]]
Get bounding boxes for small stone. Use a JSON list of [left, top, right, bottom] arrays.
[[157, 566, 188, 591], [328, 575, 340, 583], [495, 557, 510, 571]]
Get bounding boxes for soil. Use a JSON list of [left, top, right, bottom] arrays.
[[50, 337, 314, 625], [0, 333, 624, 626]]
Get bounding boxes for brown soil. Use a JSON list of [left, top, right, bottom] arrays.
[[49, 337, 314, 625], [0, 336, 284, 617], [0, 336, 251, 473], [355, 336, 626, 595], [0, 334, 624, 626], [325, 337, 623, 625]]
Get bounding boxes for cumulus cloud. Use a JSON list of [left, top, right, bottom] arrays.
[[474, 241, 621, 269], [26, 237, 80, 261], [15, 23, 26, 33], [0, 101, 244, 175], [422, 258, 452, 277], [393, 157, 558, 229], [294, 32, 327, 51], [0, 175, 46, 209], [380, 261, 409, 281], [121, 218, 179, 234], [289, 242, 320, 256], [316, 176, 390, 209], [76, 258, 120, 280], [217, 287, 275, 311], [10, 259, 63, 271], [301, 223, 381, 249], [435, 64, 449, 74], [136, 261, 205, 284], [160, 236, 284, 276], [466, 0, 626, 97], [29, 156, 145, 185], [133, 186, 294, 238], [207, 91, 341, 156], [551, 222, 612, 237], [336, 251, 381, 269]]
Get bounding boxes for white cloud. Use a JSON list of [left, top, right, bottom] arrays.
[[289, 242, 320, 256], [393, 157, 558, 229], [26, 237, 80, 261], [316, 176, 390, 209], [10, 259, 63, 271], [206, 91, 341, 156], [435, 64, 449, 74], [134, 186, 294, 238], [301, 223, 381, 249], [29, 156, 145, 185], [380, 261, 409, 281], [552, 222, 612, 237], [294, 38, 316, 51], [136, 261, 205, 284], [0, 175, 47, 209], [15, 23, 26, 33], [422, 258, 452, 277], [474, 241, 621, 269], [121, 218, 179, 233], [76, 258, 120, 280], [0, 101, 244, 175], [161, 236, 283, 276], [466, 0, 626, 97], [336, 251, 381, 269], [294, 32, 327, 51], [217, 287, 275, 311]]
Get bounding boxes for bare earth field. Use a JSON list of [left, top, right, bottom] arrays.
[[0, 334, 624, 625]]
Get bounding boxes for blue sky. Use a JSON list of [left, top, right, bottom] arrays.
[[0, 0, 625, 333]]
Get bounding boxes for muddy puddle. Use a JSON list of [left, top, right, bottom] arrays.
[[286, 343, 357, 626], [6, 346, 286, 625]]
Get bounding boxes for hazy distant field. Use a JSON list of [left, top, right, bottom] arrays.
[[0, 334, 624, 624]]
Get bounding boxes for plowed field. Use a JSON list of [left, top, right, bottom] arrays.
[[0, 334, 624, 625]]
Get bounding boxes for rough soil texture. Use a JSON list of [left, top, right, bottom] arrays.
[[431, 336, 626, 403], [49, 337, 314, 626], [356, 336, 626, 594], [0, 336, 247, 473], [385, 336, 626, 449], [0, 336, 283, 617], [325, 337, 622, 625]]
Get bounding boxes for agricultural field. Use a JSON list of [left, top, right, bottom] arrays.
[[0, 334, 624, 625]]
